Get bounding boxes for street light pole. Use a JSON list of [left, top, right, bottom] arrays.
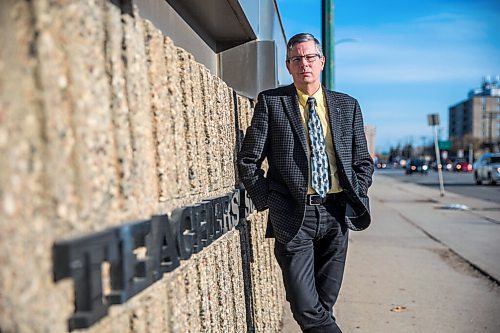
[[322, 0, 334, 90]]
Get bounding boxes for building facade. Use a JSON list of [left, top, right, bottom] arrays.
[[136, 0, 291, 98], [449, 77, 500, 150], [0, 1, 288, 332]]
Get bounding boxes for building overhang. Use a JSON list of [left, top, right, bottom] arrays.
[[166, 0, 257, 52]]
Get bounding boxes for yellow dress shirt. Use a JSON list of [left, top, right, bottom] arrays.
[[296, 87, 343, 194]]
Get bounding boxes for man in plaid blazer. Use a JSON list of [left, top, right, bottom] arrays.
[[237, 33, 373, 333]]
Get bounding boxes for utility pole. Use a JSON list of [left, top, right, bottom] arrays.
[[322, 0, 334, 90], [421, 136, 426, 156]]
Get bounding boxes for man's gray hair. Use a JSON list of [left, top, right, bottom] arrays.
[[286, 33, 323, 60]]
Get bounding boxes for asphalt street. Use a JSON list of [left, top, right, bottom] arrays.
[[376, 167, 500, 204]]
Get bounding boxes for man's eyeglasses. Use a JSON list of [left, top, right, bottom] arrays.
[[287, 54, 321, 64]]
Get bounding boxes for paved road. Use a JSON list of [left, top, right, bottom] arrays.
[[376, 168, 500, 204]]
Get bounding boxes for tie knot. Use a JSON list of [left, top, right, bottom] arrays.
[[307, 97, 316, 110]]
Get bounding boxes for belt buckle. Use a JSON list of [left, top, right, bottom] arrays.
[[308, 195, 321, 205]]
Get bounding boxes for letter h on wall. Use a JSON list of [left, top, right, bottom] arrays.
[[52, 215, 180, 331]]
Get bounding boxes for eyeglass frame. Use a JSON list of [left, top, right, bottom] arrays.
[[286, 53, 322, 65]]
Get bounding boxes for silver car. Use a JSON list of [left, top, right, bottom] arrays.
[[474, 153, 500, 185]]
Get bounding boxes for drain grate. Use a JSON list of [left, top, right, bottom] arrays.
[[416, 199, 439, 203]]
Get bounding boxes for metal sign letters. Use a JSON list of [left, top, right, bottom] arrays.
[[53, 189, 254, 331]]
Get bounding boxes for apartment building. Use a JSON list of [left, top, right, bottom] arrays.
[[449, 77, 500, 148]]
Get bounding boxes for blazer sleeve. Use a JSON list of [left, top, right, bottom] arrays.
[[352, 99, 374, 197], [237, 92, 269, 211]]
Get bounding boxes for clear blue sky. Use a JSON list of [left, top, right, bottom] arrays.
[[276, 0, 500, 153]]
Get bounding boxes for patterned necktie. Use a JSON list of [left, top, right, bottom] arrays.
[[307, 96, 330, 198]]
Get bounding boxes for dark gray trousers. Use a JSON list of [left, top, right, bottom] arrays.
[[274, 197, 349, 333]]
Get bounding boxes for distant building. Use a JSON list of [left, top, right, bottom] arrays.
[[364, 124, 376, 159], [449, 76, 500, 149]]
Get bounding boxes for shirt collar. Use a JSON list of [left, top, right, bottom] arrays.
[[296, 86, 324, 109]]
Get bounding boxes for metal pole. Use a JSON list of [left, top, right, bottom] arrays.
[[469, 143, 473, 164], [433, 125, 445, 196], [322, 0, 334, 90]]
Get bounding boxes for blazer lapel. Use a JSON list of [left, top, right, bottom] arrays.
[[325, 89, 344, 158], [281, 85, 308, 154]]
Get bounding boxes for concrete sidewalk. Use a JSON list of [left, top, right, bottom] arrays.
[[280, 173, 500, 332]]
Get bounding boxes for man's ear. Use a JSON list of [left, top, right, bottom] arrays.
[[320, 56, 325, 70], [286, 61, 291, 74]]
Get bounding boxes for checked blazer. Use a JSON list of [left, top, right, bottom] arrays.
[[237, 84, 374, 244]]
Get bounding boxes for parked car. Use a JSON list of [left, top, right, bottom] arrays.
[[453, 159, 473, 172], [405, 159, 429, 175], [473, 153, 500, 185]]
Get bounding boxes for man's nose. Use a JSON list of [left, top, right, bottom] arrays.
[[299, 57, 309, 66]]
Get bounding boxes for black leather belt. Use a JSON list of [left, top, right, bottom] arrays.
[[306, 192, 342, 205]]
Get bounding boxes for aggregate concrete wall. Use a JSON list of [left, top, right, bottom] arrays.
[[0, 1, 284, 332]]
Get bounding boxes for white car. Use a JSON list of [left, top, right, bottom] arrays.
[[474, 153, 500, 185]]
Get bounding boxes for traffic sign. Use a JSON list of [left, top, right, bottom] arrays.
[[438, 140, 452, 150], [427, 114, 440, 126]]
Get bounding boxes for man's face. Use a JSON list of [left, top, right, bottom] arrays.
[[286, 40, 325, 89]]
